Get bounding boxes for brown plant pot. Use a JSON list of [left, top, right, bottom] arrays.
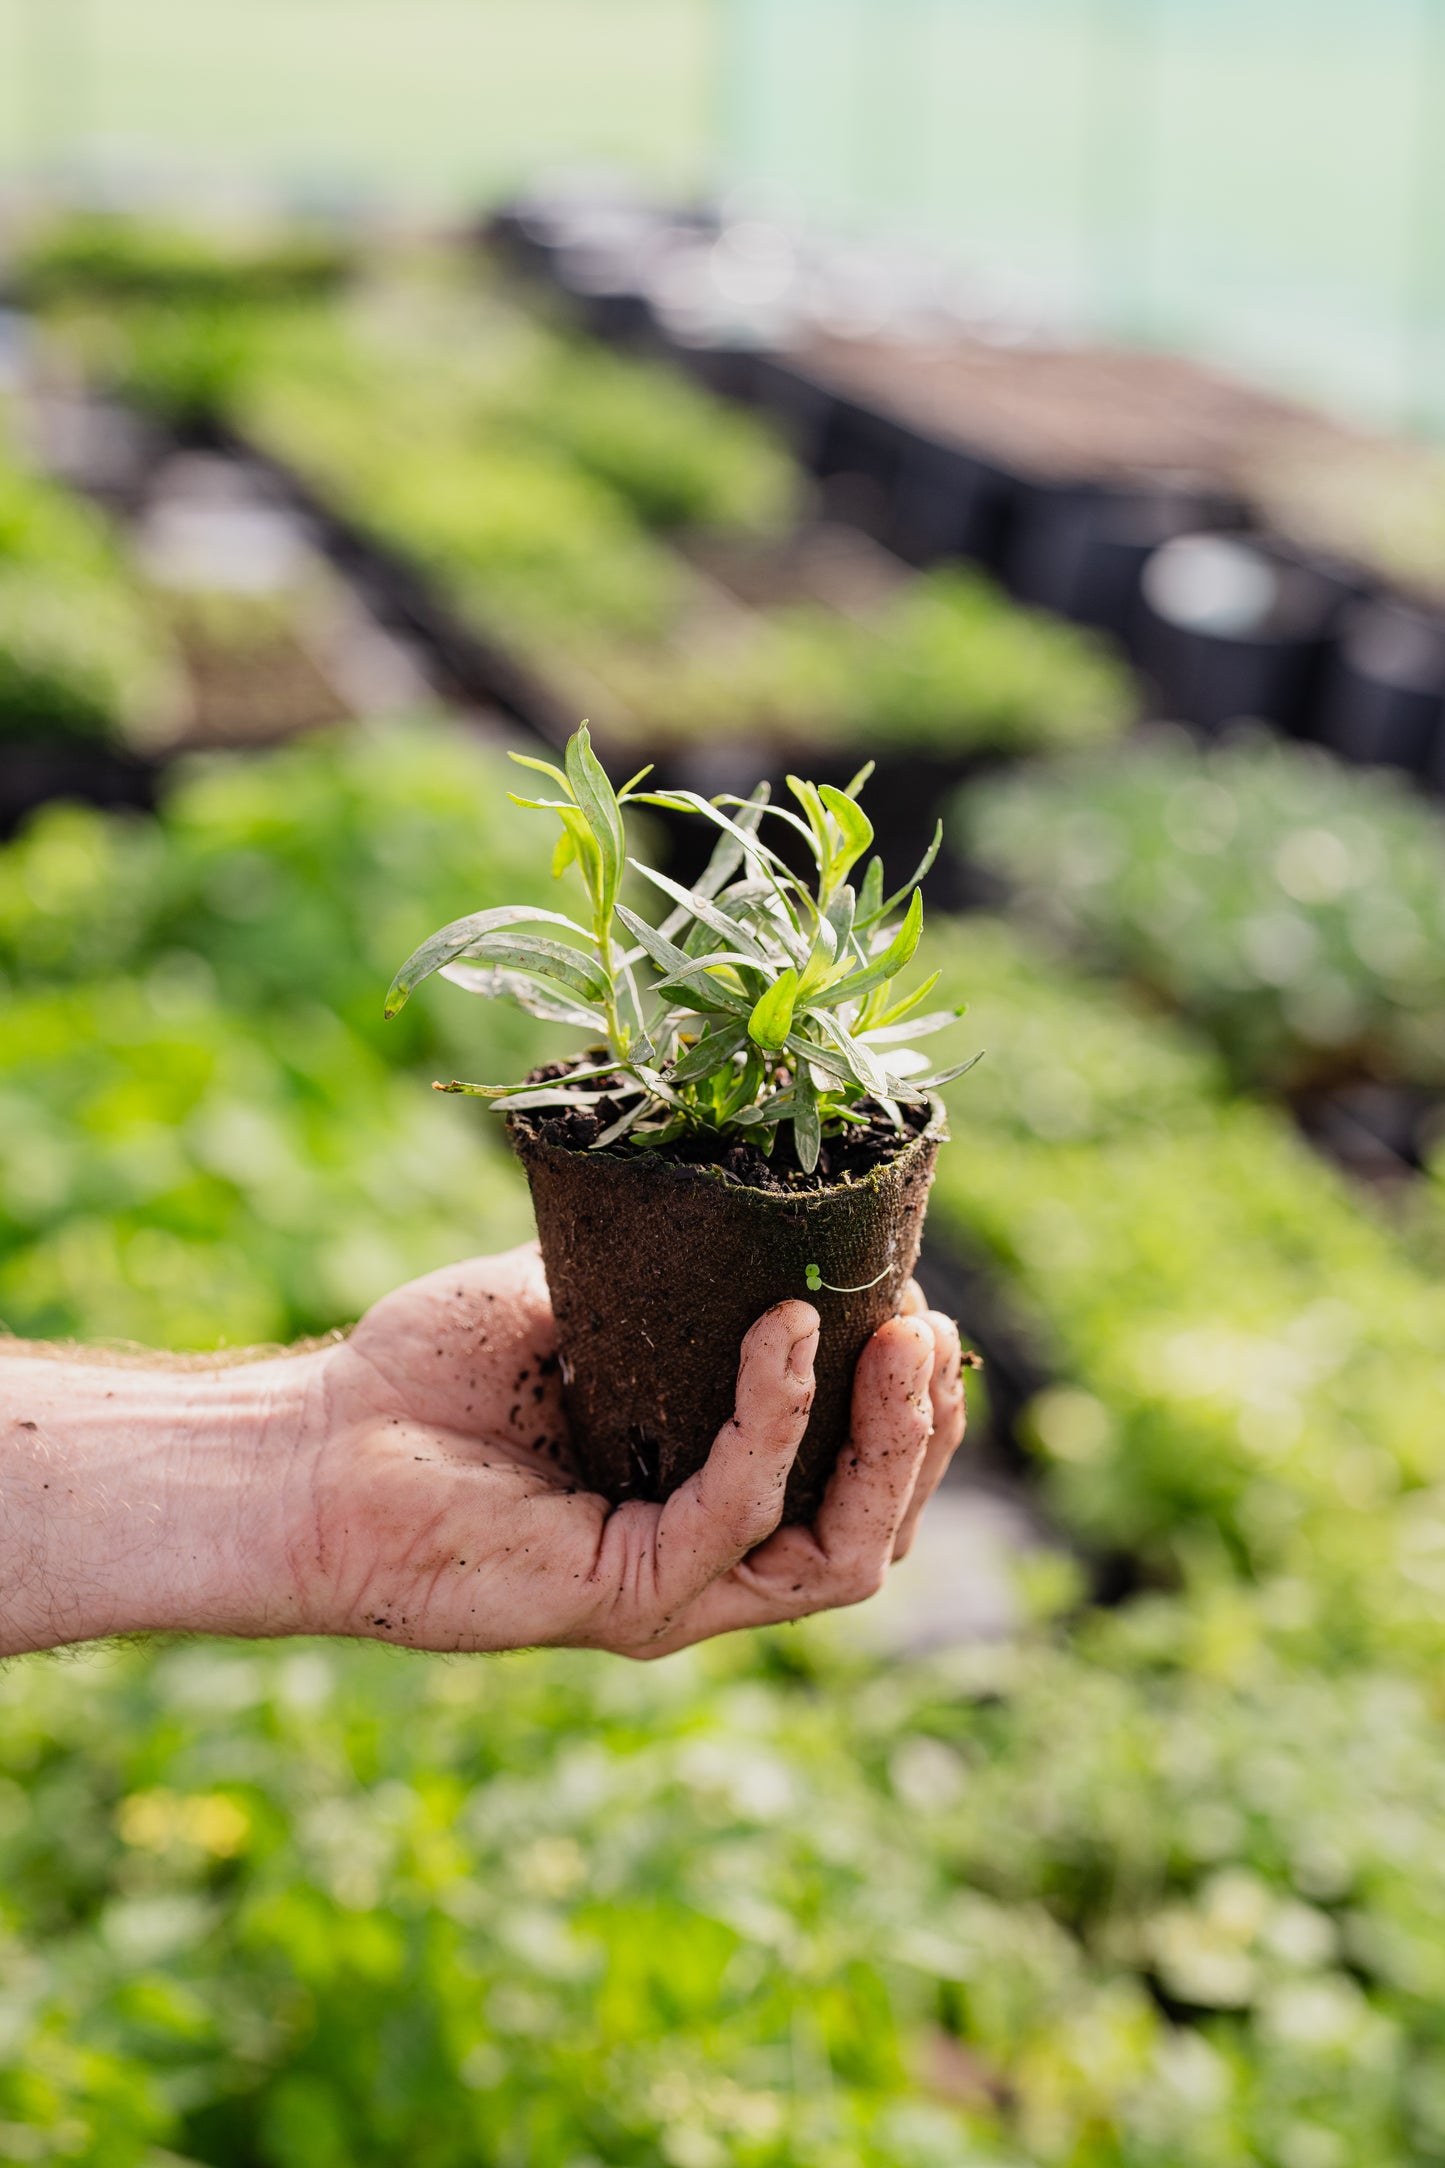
[[507, 1106, 943, 1523]]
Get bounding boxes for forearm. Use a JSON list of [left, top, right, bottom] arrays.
[[0, 1345, 321, 1656]]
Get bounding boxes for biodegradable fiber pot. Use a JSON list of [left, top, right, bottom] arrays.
[[508, 1097, 943, 1524]]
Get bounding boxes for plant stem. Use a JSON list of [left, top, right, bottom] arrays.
[[597, 916, 627, 1060]]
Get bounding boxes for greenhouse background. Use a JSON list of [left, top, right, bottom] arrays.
[[7, 2, 1445, 2162], [5, 0, 1445, 423]]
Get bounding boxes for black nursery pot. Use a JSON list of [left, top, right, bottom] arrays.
[[1003, 481, 1244, 642], [508, 1101, 943, 1524], [1313, 597, 1445, 778], [887, 426, 1019, 570], [1136, 532, 1354, 739]]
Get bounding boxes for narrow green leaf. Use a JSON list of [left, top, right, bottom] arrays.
[[786, 776, 829, 865], [551, 825, 577, 878], [857, 855, 884, 923], [630, 863, 772, 962], [565, 723, 626, 913], [796, 918, 838, 1001], [748, 967, 800, 1051], [440, 963, 608, 1031], [385, 904, 592, 1016], [459, 932, 612, 1002], [867, 823, 944, 925], [866, 969, 942, 1031], [668, 1022, 748, 1084], [843, 759, 876, 799], [818, 784, 874, 882], [918, 1052, 985, 1089], [793, 1068, 821, 1174], [858, 1006, 965, 1046], [811, 889, 924, 1011], [720, 1043, 765, 1121], [824, 884, 855, 960]]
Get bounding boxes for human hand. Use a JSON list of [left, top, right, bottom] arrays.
[[293, 1243, 967, 1657], [0, 1244, 966, 1659]]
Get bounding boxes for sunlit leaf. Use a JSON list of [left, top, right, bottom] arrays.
[[748, 967, 799, 1052]]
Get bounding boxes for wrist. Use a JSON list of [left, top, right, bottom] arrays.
[[0, 1346, 323, 1654]]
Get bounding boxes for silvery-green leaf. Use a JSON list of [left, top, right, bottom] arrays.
[[811, 890, 923, 1010], [669, 1022, 747, 1084], [630, 863, 773, 963], [792, 1067, 821, 1174], [592, 1097, 650, 1149], [918, 1052, 986, 1089], [810, 1009, 893, 1099], [615, 904, 698, 979], [385, 904, 592, 1016], [617, 908, 753, 1016], [565, 722, 626, 915], [878, 1047, 933, 1079], [632, 1062, 688, 1110], [866, 822, 944, 926], [788, 1029, 865, 1088], [440, 963, 607, 1032], [434, 1077, 639, 1109], [636, 787, 789, 889], [457, 931, 610, 1003], [858, 1007, 965, 1046]]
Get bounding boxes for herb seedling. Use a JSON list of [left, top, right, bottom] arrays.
[[386, 724, 979, 1175]]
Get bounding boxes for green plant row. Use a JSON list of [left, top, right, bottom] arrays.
[[963, 728, 1445, 1094], [0, 718, 567, 1344], [97, 263, 1133, 757], [0, 442, 178, 745], [4, 1580, 1445, 2164], [922, 915, 1445, 1671], [15, 210, 353, 307]]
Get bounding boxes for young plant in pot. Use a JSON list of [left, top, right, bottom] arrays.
[[385, 725, 977, 1520]]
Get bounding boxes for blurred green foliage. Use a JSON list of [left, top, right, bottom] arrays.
[[964, 730, 1445, 1090], [923, 915, 1445, 1667], [595, 566, 1131, 754], [0, 716, 573, 1344], [98, 262, 1132, 756], [0, 454, 178, 745], [0, 974, 533, 1347], [15, 213, 353, 307], [6, 1606, 1445, 2165]]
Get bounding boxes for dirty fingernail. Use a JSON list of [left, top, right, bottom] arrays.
[[788, 1327, 819, 1380]]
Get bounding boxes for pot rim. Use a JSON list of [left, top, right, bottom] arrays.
[[508, 1091, 946, 1208]]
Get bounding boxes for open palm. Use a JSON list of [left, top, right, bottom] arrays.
[[289, 1243, 966, 1657]]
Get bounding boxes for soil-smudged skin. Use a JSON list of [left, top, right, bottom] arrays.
[[509, 1070, 941, 1521]]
